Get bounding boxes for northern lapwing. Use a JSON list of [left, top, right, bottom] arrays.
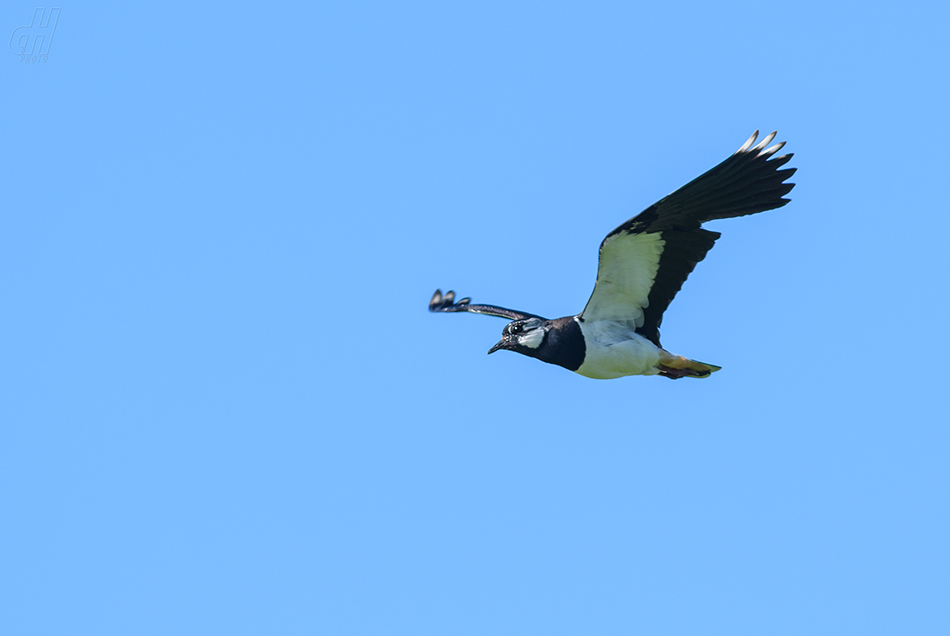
[[430, 130, 796, 379]]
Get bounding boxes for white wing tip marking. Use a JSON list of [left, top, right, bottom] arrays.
[[737, 130, 759, 154], [752, 131, 777, 154], [760, 139, 786, 159]]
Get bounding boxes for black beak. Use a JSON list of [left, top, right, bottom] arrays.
[[487, 339, 507, 355]]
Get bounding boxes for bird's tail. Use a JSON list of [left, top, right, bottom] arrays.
[[657, 351, 722, 379]]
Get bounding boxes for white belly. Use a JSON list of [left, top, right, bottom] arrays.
[[574, 318, 661, 379]]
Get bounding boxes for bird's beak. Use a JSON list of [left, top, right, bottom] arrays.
[[487, 339, 507, 355]]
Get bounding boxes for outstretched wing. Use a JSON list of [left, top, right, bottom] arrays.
[[429, 289, 546, 321], [579, 130, 796, 346]]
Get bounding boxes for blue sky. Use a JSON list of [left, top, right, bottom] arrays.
[[3, 2, 949, 634]]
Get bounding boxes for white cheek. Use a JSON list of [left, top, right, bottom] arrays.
[[519, 328, 545, 349]]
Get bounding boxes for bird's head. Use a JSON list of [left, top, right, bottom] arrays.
[[488, 317, 548, 357]]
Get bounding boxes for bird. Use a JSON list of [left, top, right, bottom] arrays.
[[429, 130, 796, 379]]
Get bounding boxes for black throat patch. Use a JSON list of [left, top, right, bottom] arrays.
[[532, 316, 586, 371]]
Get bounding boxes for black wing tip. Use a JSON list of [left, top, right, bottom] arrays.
[[429, 289, 470, 312], [736, 131, 797, 198], [604, 129, 796, 238]]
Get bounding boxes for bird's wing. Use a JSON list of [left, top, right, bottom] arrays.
[[579, 130, 796, 346], [429, 289, 546, 321]]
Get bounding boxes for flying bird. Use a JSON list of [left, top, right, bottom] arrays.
[[430, 130, 796, 379]]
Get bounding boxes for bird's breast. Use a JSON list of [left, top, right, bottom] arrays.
[[573, 318, 661, 379]]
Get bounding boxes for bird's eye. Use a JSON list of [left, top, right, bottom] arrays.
[[512, 324, 523, 334]]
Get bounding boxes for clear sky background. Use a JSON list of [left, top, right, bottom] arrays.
[[3, 2, 949, 635]]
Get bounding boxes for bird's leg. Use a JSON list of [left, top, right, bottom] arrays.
[[656, 349, 720, 379]]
